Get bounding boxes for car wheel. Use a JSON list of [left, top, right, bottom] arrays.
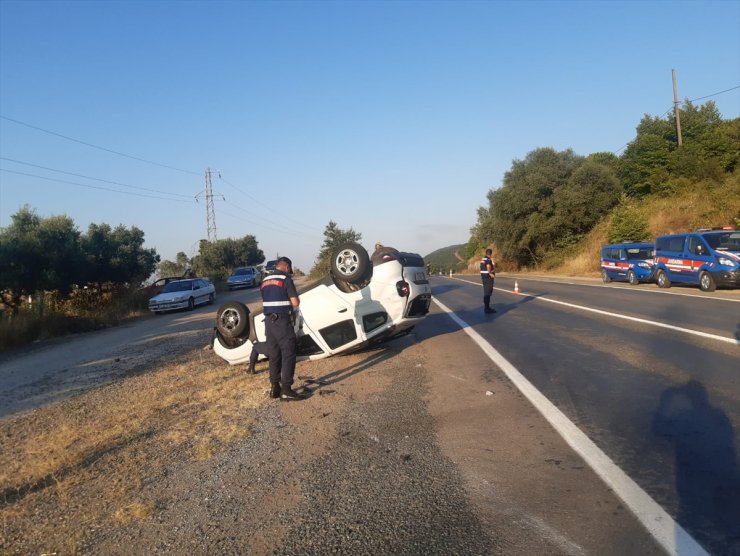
[[331, 242, 371, 284], [601, 269, 611, 283], [208, 293, 215, 305], [216, 301, 250, 338], [187, 297, 195, 310], [656, 270, 671, 288], [628, 270, 638, 286], [332, 276, 370, 294], [699, 271, 716, 292]]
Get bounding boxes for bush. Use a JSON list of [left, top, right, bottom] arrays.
[[607, 202, 651, 244]]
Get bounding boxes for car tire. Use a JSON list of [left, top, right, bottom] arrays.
[[656, 270, 671, 289], [333, 276, 370, 294], [699, 271, 716, 292], [216, 301, 250, 338], [187, 297, 195, 311], [331, 242, 372, 284], [628, 270, 638, 286], [601, 269, 611, 283]]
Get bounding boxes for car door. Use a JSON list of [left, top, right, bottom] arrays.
[[686, 235, 711, 283], [298, 285, 365, 356]]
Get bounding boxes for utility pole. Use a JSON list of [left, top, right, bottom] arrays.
[[196, 167, 224, 242], [672, 69, 683, 147]]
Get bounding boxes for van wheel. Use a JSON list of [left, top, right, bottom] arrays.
[[699, 271, 716, 292], [628, 270, 638, 285], [656, 270, 671, 288], [601, 269, 611, 283], [216, 302, 251, 338]]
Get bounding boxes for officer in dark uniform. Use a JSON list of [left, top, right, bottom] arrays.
[[259, 256, 304, 400], [480, 248, 496, 314]]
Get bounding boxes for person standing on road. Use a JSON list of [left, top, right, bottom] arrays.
[[480, 248, 496, 314], [260, 256, 304, 401]]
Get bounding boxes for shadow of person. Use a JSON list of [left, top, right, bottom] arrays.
[[652, 380, 740, 554]]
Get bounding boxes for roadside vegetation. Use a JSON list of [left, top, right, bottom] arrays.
[[468, 100, 740, 273]]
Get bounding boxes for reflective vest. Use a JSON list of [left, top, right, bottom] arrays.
[[480, 256, 493, 276], [260, 274, 293, 314]]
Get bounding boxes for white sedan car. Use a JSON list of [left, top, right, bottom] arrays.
[[148, 278, 216, 313], [212, 243, 432, 364]]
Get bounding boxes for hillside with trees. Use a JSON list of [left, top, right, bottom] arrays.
[[468, 101, 740, 273]]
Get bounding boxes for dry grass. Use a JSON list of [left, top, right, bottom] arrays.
[[0, 347, 265, 544], [552, 174, 740, 277]]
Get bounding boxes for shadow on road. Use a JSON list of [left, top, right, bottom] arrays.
[[652, 380, 740, 554]]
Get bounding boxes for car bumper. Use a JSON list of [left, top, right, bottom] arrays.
[[149, 300, 188, 312], [710, 269, 740, 288], [228, 280, 254, 289]]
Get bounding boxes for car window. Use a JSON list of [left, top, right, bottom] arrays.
[[162, 280, 192, 293], [626, 248, 653, 260], [687, 236, 706, 256], [319, 320, 358, 349], [363, 312, 388, 333]]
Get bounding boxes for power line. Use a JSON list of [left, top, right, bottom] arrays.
[[0, 168, 195, 202], [218, 205, 323, 240], [688, 85, 740, 103], [0, 115, 201, 176], [611, 82, 739, 154], [0, 157, 194, 199], [222, 198, 323, 239], [218, 174, 324, 234]]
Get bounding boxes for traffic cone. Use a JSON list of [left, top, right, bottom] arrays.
[[514, 280, 520, 295]]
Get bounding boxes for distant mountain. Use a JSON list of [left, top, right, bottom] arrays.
[[424, 244, 468, 273]]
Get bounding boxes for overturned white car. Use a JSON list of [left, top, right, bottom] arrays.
[[212, 243, 432, 364]]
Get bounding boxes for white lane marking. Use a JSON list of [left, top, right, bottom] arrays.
[[509, 275, 740, 303], [450, 276, 739, 346], [433, 297, 709, 556]]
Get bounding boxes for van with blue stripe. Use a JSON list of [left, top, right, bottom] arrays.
[[654, 228, 740, 291], [600, 242, 655, 285]]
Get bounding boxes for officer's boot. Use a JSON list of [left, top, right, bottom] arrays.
[[270, 383, 281, 399], [248, 360, 256, 374], [484, 295, 496, 314], [280, 384, 306, 401]]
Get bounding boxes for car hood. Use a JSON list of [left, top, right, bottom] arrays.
[[150, 291, 191, 303]]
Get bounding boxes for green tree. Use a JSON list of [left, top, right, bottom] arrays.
[[607, 198, 651, 244], [476, 148, 583, 267], [552, 160, 622, 237], [80, 223, 159, 287], [157, 252, 191, 278], [191, 235, 264, 281], [310, 221, 362, 277], [0, 206, 85, 296]]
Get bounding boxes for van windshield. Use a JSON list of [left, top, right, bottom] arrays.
[[626, 248, 653, 260], [703, 232, 740, 251]]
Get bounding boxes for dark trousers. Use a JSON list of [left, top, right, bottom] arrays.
[[482, 277, 494, 308], [265, 314, 297, 387]]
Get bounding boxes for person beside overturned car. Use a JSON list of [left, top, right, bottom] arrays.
[[480, 248, 496, 314], [259, 256, 304, 401]]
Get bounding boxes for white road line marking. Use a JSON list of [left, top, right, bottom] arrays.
[[450, 277, 739, 346], [432, 297, 709, 556], [512, 275, 740, 302]]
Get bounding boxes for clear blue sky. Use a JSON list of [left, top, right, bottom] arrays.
[[1, 0, 738, 273]]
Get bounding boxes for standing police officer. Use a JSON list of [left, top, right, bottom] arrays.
[[480, 248, 496, 314], [260, 256, 303, 401]]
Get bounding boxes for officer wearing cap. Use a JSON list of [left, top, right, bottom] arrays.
[[260, 256, 304, 401]]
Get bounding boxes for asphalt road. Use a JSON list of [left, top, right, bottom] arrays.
[[433, 274, 740, 555]]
